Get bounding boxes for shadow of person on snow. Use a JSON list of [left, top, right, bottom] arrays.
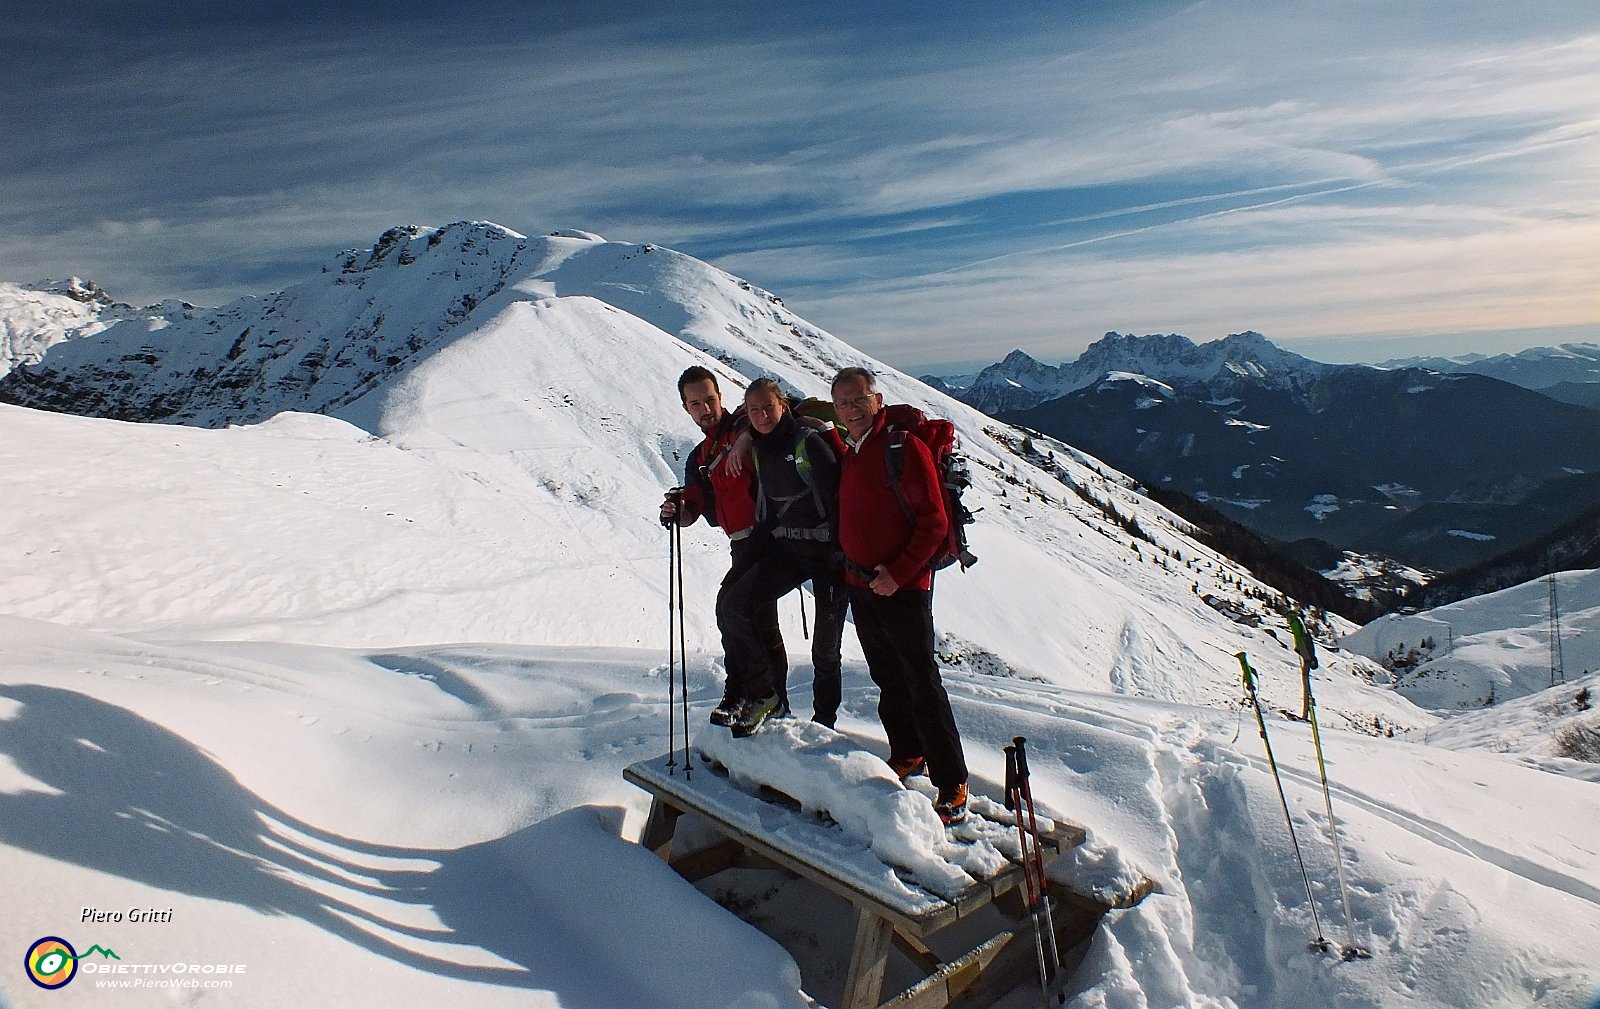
[[0, 685, 796, 1008]]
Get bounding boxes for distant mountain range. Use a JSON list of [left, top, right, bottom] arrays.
[[924, 336, 1600, 414], [1378, 343, 1600, 396], [926, 333, 1600, 573], [922, 331, 1327, 416]]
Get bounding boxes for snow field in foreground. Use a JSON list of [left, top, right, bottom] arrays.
[[3, 616, 1597, 1007]]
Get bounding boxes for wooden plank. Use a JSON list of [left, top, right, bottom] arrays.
[[668, 837, 747, 884], [880, 930, 1018, 1009], [841, 908, 895, 1009], [626, 755, 1140, 1009], [628, 759, 954, 935]]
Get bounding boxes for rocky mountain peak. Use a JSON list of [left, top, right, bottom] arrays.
[[326, 221, 530, 279], [25, 277, 122, 308]]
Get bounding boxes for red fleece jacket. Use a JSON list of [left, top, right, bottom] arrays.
[[679, 413, 757, 537], [838, 410, 948, 591]]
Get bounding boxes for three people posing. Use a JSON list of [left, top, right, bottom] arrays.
[[663, 365, 969, 823]]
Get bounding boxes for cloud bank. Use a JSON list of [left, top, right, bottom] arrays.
[[1, 1, 1595, 367]]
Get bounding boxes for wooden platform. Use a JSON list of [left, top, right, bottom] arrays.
[[626, 752, 1139, 1009]]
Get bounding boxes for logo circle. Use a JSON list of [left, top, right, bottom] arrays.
[[25, 937, 77, 989]]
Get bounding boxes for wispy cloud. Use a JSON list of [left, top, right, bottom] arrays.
[[0, 2, 1594, 365]]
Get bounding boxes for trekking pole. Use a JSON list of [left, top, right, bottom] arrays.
[[1237, 652, 1331, 954], [1014, 737, 1063, 980], [1006, 744, 1052, 1009], [1288, 609, 1317, 721], [665, 504, 678, 776], [1304, 670, 1368, 960], [674, 517, 691, 780], [799, 584, 809, 641]]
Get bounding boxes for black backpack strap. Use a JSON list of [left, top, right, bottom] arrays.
[[884, 430, 914, 522]]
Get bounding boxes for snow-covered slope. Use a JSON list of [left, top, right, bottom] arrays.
[[1343, 567, 1600, 710], [3, 224, 1598, 1008], [0, 222, 1407, 721], [0, 278, 148, 379], [4, 597, 1598, 1009], [1423, 669, 1600, 767]]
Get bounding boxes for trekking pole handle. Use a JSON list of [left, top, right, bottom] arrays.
[[1013, 736, 1031, 779], [1004, 744, 1018, 810], [660, 486, 685, 527]]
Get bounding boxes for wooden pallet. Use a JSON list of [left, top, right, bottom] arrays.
[[626, 752, 1144, 1009]]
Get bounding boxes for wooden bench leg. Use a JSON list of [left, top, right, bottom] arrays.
[[890, 927, 944, 976], [638, 796, 683, 858], [840, 906, 895, 1009]]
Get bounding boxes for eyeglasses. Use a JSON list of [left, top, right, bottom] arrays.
[[832, 394, 877, 410]]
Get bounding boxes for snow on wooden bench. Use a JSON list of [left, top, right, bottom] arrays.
[[625, 720, 1137, 1009]]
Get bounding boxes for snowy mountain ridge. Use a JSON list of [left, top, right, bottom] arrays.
[[944, 331, 1600, 572], [0, 277, 154, 379], [929, 330, 1332, 415], [1379, 341, 1600, 391], [2, 220, 1402, 720], [0, 222, 534, 423]]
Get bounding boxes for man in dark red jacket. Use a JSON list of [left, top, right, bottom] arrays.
[[831, 366, 970, 824], [660, 366, 787, 726]]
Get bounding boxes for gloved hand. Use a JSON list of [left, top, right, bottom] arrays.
[[660, 488, 684, 527]]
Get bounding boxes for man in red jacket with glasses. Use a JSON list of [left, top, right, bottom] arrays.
[[830, 366, 969, 824]]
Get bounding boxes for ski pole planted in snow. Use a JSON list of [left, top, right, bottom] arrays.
[[675, 514, 690, 779], [1293, 613, 1370, 961], [1237, 651, 1332, 955], [666, 500, 678, 775], [664, 489, 691, 779]]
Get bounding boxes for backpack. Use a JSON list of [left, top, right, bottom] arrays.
[[751, 416, 844, 541], [881, 403, 978, 572]]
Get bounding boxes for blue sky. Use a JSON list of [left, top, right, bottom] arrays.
[[2, 1, 1596, 370]]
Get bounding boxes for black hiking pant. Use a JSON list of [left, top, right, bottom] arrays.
[[719, 541, 846, 721], [848, 586, 968, 789], [717, 537, 786, 706]]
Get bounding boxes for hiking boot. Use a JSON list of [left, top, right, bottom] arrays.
[[709, 690, 740, 727], [888, 755, 927, 781], [730, 694, 782, 738], [813, 712, 837, 730], [934, 782, 969, 825]]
